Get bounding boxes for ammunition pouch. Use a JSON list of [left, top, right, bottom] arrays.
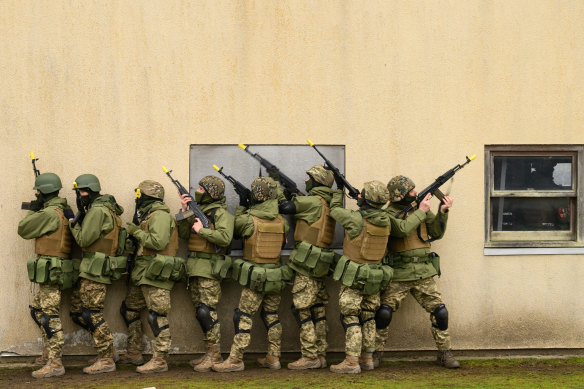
[[80, 252, 127, 281], [145, 254, 185, 282], [289, 241, 337, 278], [185, 252, 232, 280], [27, 256, 80, 289], [429, 252, 441, 276], [117, 228, 128, 257], [332, 256, 393, 295], [231, 258, 292, 294]]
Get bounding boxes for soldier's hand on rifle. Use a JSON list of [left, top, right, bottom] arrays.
[[334, 173, 345, 190], [266, 166, 280, 183], [29, 198, 43, 212], [238, 189, 250, 207], [419, 193, 432, 213], [192, 218, 203, 234], [180, 193, 192, 212], [440, 195, 453, 213], [125, 238, 136, 254], [126, 222, 139, 235]]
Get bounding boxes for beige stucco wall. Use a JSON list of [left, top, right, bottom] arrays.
[[1, 1, 583, 356]]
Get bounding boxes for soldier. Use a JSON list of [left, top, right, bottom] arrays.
[[118, 180, 182, 373], [176, 176, 234, 372], [212, 177, 290, 372], [374, 176, 459, 369], [278, 165, 340, 370], [329, 180, 391, 374], [69, 174, 125, 374], [18, 173, 77, 378]]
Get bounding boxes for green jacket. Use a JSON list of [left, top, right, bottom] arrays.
[[177, 199, 234, 248], [329, 191, 391, 239], [235, 199, 290, 239], [292, 186, 340, 225], [18, 197, 70, 242], [385, 203, 448, 281]]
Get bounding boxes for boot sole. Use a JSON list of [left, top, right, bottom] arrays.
[[330, 366, 361, 374], [287, 362, 321, 370], [212, 365, 245, 372], [32, 368, 65, 378], [136, 366, 169, 374], [360, 363, 375, 371], [83, 365, 116, 375]]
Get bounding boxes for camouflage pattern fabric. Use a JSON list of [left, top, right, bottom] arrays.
[[124, 284, 172, 359], [376, 277, 451, 351], [362, 180, 390, 209], [190, 276, 222, 344], [338, 285, 380, 357], [138, 180, 165, 200], [306, 165, 334, 188], [30, 283, 63, 359], [291, 273, 329, 359], [251, 177, 277, 202], [387, 175, 416, 202], [70, 278, 114, 358], [199, 176, 225, 200], [230, 287, 282, 359]]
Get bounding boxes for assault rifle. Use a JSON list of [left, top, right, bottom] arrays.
[[212, 164, 251, 201], [70, 181, 86, 227], [125, 188, 141, 285], [162, 166, 210, 227], [21, 152, 41, 210], [306, 139, 360, 200], [395, 155, 477, 219], [238, 144, 304, 197]]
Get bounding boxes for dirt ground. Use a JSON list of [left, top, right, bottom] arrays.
[[1, 356, 583, 388]]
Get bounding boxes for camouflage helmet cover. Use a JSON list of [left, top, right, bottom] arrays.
[[306, 165, 334, 188], [74, 174, 101, 192], [362, 180, 390, 208], [199, 175, 225, 200], [138, 180, 165, 200], [34, 173, 62, 194], [251, 176, 277, 202], [387, 175, 415, 202]]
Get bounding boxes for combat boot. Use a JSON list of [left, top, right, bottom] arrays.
[[437, 350, 460, 369], [193, 343, 223, 372], [372, 351, 383, 368], [88, 348, 119, 365], [32, 358, 65, 378], [34, 347, 49, 366], [330, 356, 361, 374], [318, 354, 327, 368], [136, 357, 168, 374], [359, 352, 374, 371], [82, 357, 116, 374], [212, 355, 244, 372], [287, 356, 321, 370], [257, 354, 281, 370], [118, 349, 144, 365]]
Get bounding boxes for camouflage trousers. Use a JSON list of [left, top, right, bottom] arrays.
[[30, 283, 64, 359], [190, 276, 221, 344], [70, 278, 114, 358], [230, 287, 282, 359], [291, 273, 328, 359], [338, 285, 380, 357], [123, 284, 172, 359], [376, 277, 451, 351]]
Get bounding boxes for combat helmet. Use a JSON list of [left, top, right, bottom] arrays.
[[387, 175, 415, 202], [73, 174, 101, 192], [137, 180, 165, 200], [34, 173, 62, 194], [306, 165, 334, 188], [362, 180, 389, 209], [199, 176, 225, 200], [251, 177, 277, 203]]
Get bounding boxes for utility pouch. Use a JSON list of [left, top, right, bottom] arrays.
[[231, 258, 245, 282], [27, 257, 38, 282], [332, 256, 350, 282], [341, 259, 360, 289], [58, 259, 78, 289], [80, 252, 109, 277], [117, 228, 128, 257], [146, 254, 184, 282], [34, 257, 51, 283], [312, 250, 335, 278], [239, 261, 255, 287], [211, 255, 233, 280], [249, 266, 266, 292], [280, 264, 294, 283], [108, 255, 128, 281], [362, 267, 383, 295], [430, 252, 441, 277], [264, 267, 283, 294], [380, 265, 393, 290]]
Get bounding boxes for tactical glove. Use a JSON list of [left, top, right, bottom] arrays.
[[29, 199, 43, 212], [238, 189, 251, 207], [266, 166, 280, 183], [126, 222, 140, 235], [334, 173, 345, 190]]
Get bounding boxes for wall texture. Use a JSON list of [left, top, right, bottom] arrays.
[[1, 1, 583, 356]]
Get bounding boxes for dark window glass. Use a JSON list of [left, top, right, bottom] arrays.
[[492, 197, 571, 231], [493, 156, 572, 190]]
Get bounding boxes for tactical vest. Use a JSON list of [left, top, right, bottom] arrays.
[[243, 215, 285, 264], [343, 220, 390, 264], [82, 208, 122, 256], [34, 208, 72, 258], [188, 210, 227, 255], [141, 211, 179, 256], [293, 196, 335, 248], [387, 207, 431, 252]]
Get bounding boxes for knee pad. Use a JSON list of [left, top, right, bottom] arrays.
[[339, 314, 360, 332], [120, 301, 141, 327], [310, 303, 326, 324], [260, 304, 280, 330], [375, 304, 393, 329], [81, 307, 104, 333], [147, 309, 169, 337], [291, 304, 311, 328], [431, 304, 448, 331], [29, 305, 42, 328], [70, 311, 90, 331], [360, 309, 376, 325], [196, 303, 217, 333], [41, 313, 61, 340], [233, 308, 251, 334]]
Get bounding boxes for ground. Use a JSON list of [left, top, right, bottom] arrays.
[[1, 357, 583, 388]]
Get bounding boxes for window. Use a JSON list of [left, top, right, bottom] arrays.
[[485, 145, 584, 248]]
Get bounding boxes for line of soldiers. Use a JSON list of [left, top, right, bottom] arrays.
[[18, 165, 459, 378]]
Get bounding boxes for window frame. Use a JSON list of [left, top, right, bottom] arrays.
[[484, 145, 584, 248]]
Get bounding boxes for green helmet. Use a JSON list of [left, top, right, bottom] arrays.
[[137, 180, 165, 200], [251, 177, 277, 202], [362, 180, 389, 208], [74, 174, 101, 192], [307, 165, 334, 188], [199, 175, 225, 200], [387, 175, 415, 202], [34, 173, 62, 194]]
